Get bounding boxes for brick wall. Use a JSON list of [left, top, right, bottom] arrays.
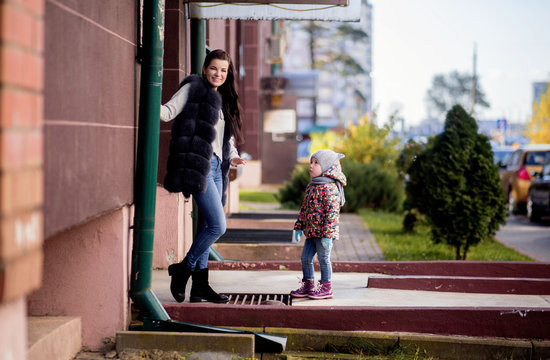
[[0, 0, 45, 302]]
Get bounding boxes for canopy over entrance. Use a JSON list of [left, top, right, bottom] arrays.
[[185, 0, 360, 21]]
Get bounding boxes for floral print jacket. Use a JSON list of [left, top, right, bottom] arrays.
[[294, 163, 347, 241]]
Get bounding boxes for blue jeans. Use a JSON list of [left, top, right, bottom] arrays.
[[185, 156, 226, 270], [301, 237, 333, 282]]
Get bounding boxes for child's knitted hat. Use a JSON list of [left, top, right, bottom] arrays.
[[311, 149, 345, 172]]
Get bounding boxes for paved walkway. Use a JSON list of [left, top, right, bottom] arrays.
[[334, 213, 384, 261], [236, 202, 384, 261]]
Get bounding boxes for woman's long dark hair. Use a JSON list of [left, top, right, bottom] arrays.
[[202, 49, 244, 145]]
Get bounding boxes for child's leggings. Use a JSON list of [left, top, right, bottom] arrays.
[[301, 237, 333, 282]]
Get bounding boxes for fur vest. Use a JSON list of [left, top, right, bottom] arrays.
[[163, 74, 232, 205]]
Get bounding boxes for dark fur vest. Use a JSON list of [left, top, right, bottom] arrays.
[[163, 74, 232, 205]]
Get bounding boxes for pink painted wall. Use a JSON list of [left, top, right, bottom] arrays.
[[0, 298, 26, 360], [27, 207, 131, 349], [153, 187, 193, 269]]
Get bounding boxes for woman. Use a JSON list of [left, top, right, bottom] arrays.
[[161, 49, 246, 303]]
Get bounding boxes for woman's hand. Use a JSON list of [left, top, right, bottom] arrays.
[[230, 157, 247, 167]]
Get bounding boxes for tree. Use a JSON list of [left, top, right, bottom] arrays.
[[292, 20, 369, 123], [525, 84, 550, 143], [310, 113, 400, 169], [405, 105, 506, 260], [396, 138, 425, 180], [425, 71, 490, 119]]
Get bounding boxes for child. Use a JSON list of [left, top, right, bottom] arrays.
[[291, 149, 347, 299]]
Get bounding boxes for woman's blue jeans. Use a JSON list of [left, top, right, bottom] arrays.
[[185, 156, 226, 270], [301, 237, 333, 282]]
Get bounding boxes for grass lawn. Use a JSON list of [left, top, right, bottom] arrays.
[[239, 189, 279, 203], [358, 208, 534, 261]]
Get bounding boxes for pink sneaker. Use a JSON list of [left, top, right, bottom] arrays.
[[290, 279, 314, 298], [308, 281, 333, 299]]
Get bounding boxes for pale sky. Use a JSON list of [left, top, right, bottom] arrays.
[[369, 0, 550, 127]]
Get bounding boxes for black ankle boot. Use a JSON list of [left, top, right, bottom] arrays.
[[168, 258, 193, 302], [190, 268, 229, 303]]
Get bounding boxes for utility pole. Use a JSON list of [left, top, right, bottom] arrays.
[[469, 43, 477, 115]]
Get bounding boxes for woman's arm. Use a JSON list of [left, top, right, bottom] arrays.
[[229, 137, 247, 166], [160, 83, 191, 122]]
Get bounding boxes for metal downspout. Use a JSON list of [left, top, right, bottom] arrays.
[[130, 0, 170, 321], [191, 19, 206, 75]]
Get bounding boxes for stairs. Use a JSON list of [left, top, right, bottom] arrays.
[[27, 316, 81, 360]]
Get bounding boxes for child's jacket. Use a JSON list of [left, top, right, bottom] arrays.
[[294, 163, 347, 241]]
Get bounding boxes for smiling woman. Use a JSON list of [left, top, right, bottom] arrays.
[[159, 49, 248, 304], [203, 58, 228, 91]]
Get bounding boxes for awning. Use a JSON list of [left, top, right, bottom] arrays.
[[185, 0, 360, 21]]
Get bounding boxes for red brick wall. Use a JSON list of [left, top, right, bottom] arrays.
[[241, 20, 261, 159], [43, 1, 136, 237], [159, 0, 189, 182], [0, 0, 45, 302]]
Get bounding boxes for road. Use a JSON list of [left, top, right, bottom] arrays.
[[496, 215, 550, 262]]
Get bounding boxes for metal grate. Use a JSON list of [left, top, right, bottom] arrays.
[[222, 293, 292, 306]]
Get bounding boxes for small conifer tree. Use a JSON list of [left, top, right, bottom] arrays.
[[405, 105, 506, 259]]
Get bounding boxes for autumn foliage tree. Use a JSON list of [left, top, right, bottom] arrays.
[[525, 84, 550, 143], [405, 105, 506, 260], [279, 114, 403, 212]]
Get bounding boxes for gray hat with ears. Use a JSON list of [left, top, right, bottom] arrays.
[[311, 149, 345, 172]]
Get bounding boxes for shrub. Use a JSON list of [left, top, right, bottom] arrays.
[[405, 105, 506, 260], [277, 160, 404, 213], [277, 164, 310, 209], [342, 160, 403, 213]]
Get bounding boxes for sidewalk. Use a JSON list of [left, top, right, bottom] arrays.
[[153, 206, 550, 308], [153, 207, 550, 342]]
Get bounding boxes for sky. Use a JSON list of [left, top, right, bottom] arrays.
[[369, 0, 550, 127]]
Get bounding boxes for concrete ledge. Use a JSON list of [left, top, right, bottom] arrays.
[[116, 331, 254, 358], [367, 275, 550, 295], [208, 260, 550, 278], [399, 333, 532, 360], [213, 243, 302, 261], [165, 303, 550, 340], [27, 316, 82, 360], [533, 340, 550, 359], [238, 328, 549, 360], [262, 328, 398, 353]]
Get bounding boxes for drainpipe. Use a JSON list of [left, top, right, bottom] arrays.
[[191, 19, 206, 75], [130, 0, 170, 321]]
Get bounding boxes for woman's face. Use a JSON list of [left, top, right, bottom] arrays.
[[203, 59, 229, 90]]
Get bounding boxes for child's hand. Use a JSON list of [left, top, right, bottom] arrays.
[[293, 230, 303, 242]]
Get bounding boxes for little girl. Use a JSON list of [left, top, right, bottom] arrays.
[[291, 149, 347, 299]]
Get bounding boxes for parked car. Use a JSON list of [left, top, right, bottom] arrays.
[[500, 144, 550, 214], [527, 159, 550, 222], [492, 146, 515, 167]]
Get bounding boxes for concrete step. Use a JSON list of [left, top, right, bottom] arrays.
[[27, 316, 81, 360], [115, 331, 255, 359], [253, 328, 550, 360]]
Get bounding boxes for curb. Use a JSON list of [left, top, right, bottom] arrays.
[[115, 331, 254, 359], [242, 328, 550, 360]]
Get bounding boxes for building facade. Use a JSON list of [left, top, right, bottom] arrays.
[[0, 0, 274, 358], [282, 0, 372, 129]]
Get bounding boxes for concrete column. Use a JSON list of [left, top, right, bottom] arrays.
[[27, 207, 131, 350]]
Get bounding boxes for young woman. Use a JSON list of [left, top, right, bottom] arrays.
[[161, 49, 246, 303]]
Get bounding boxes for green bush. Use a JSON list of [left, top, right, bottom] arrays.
[[342, 160, 403, 213], [277, 160, 404, 213], [277, 164, 310, 209]]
